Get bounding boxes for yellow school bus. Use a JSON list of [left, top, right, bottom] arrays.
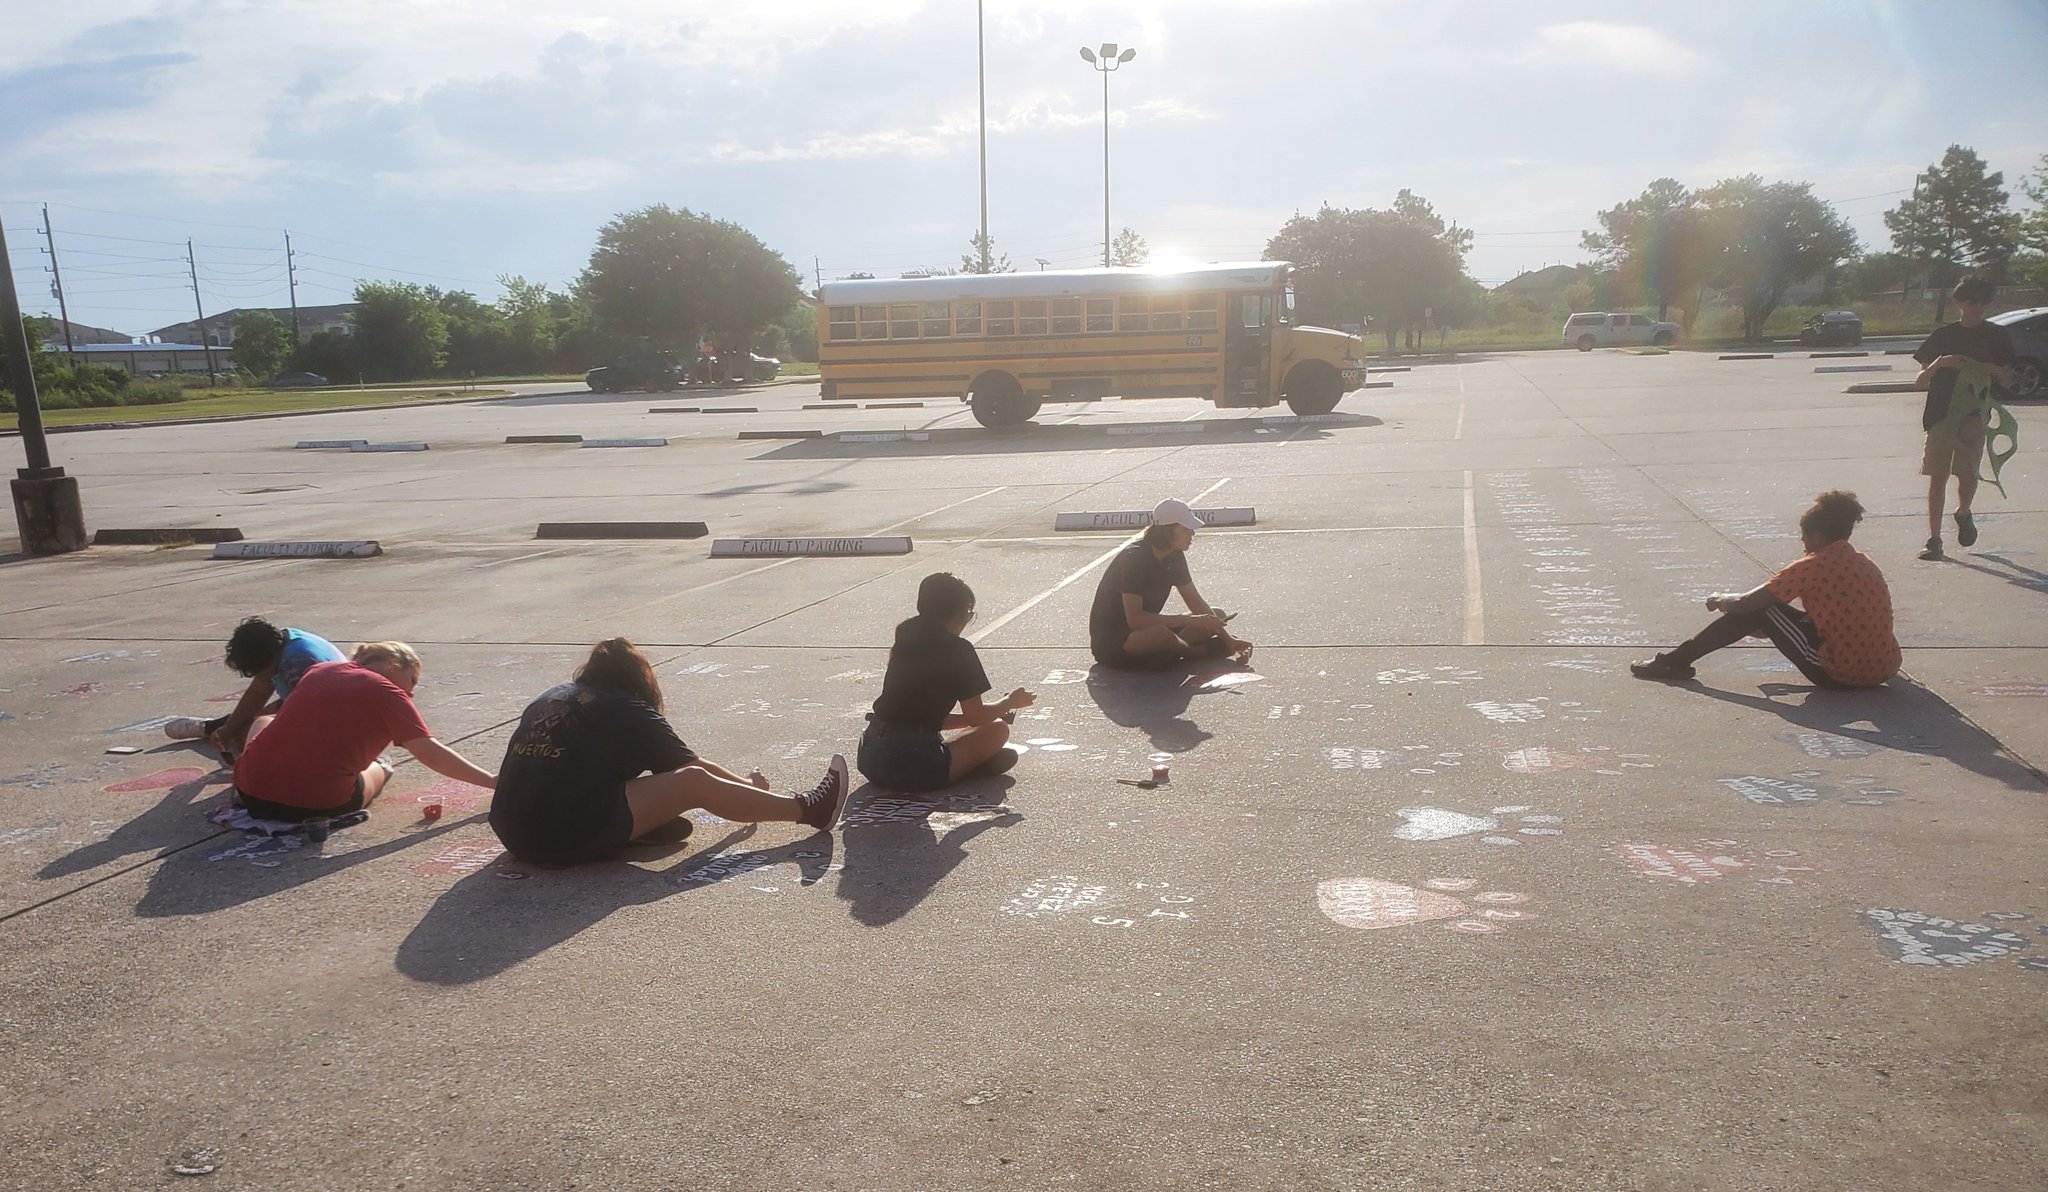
[[816, 262, 1368, 426]]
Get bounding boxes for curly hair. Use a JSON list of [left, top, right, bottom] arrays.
[[1799, 490, 1864, 543]]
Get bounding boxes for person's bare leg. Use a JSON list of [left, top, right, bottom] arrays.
[[356, 759, 393, 806], [945, 720, 1011, 782], [1956, 469, 1978, 516], [1122, 625, 1193, 660], [690, 757, 770, 791], [623, 765, 802, 839], [1926, 470, 1948, 538]]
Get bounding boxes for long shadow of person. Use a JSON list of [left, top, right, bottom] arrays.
[[40, 759, 233, 882], [836, 779, 1020, 928], [1084, 662, 1262, 755], [1690, 674, 2048, 793], [1950, 551, 2048, 596], [393, 824, 836, 986]]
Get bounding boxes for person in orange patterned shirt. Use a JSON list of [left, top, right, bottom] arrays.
[[1631, 491, 1899, 688]]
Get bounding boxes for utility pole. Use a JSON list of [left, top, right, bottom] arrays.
[[1, 220, 88, 554], [977, 0, 989, 276], [186, 240, 217, 386], [813, 255, 823, 292], [39, 206, 76, 364], [284, 230, 301, 344]]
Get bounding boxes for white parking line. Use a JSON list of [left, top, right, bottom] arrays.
[[1462, 468, 1484, 645]]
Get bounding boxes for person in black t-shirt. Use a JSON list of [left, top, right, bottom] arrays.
[[858, 573, 1036, 792], [489, 638, 849, 865], [1089, 498, 1253, 670], [1913, 276, 2016, 561]]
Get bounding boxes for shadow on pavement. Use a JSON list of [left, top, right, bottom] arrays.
[[837, 778, 1019, 929], [1949, 552, 2048, 596], [493, 382, 783, 409], [1086, 665, 1228, 755], [39, 766, 230, 882], [1692, 674, 2048, 793], [131, 810, 478, 918], [751, 417, 1378, 462]]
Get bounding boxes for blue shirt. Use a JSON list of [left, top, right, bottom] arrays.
[[274, 629, 345, 699]]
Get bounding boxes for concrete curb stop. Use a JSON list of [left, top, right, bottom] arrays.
[[708, 535, 912, 558], [580, 438, 667, 448], [506, 434, 583, 444], [701, 407, 759, 414], [536, 522, 708, 540], [1845, 381, 1918, 394], [350, 442, 429, 452], [296, 439, 369, 449], [1054, 507, 1255, 531], [1810, 351, 1870, 358], [1815, 365, 1893, 374], [738, 430, 824, 440], [93, 527, 244, 545], [212, 540, 382, 559], [1718, 353, 1773, 361], [864, 402, 925, 409], [1106, 422, 1211, 436], [838, 431, 930, 443], [648, 407, 701, 414]]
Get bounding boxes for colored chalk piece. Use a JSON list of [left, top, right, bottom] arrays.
[[92, 527, 244, 545], [738, 429, 823, 439], [212, 540, 382, 559], [580, 438, 668, 448], [535, 522, 708, 540], [350, 442, 429, 452], [295, 439, 369, 449], [708, 536, 913, 558], [648, 407, 701, 414], [505, 434, 583, 443], [1106, 422, 1210, 436], [1053, 507, 1256, 531]]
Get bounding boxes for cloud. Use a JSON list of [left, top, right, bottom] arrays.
[[1516, 22, 1704, 75]]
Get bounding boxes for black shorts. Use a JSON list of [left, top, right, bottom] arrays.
[[488, 786, 637, 867], [856, 720, 952, 793], [237, 775, 367, 823]]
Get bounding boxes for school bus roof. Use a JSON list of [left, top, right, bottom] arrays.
[[819, 262, 1290, 305]]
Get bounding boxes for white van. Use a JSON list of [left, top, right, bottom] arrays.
[[1563, 312, 1678, 350]]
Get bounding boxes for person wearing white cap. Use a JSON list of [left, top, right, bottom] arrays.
[[1087, 498, 1253, 670]]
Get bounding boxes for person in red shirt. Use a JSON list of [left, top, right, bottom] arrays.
[[1631, 491, 1900, 689], [232, 641, 497, 824]]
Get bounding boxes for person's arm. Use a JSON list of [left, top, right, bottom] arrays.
[[1120, 592, 1210, 631], [954, 688, 1034, 728], [1914, 353, 1964, 390], [210, 669, 278, 752], [398, 736, 497, 789], [1705, 581, 1780, 617], [1176, 583, 1219, 619]]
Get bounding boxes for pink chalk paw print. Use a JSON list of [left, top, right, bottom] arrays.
[[1316, 876, 1537, 934]]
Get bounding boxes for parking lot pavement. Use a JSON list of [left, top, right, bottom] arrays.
[[2, 351, 2044, 1189]]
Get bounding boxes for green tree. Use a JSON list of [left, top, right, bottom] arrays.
[[577, 205, 801, 354], [229, 310, 293, 380], [1884, 145, 2015, 321], [1109, 227, 1149, 267], [436, 289, 515, 377], [1263, 190, 1473, 339], [350, 281, 448, 380], [960, 232, 1013, 275], [1583, 178, 1714, 333], [496, 274, 556, 373], [292, 329, 356, 382], [2012, 153, 2048, 289], [1699, 176, 1860, 343], [771, 301, 820, 362], [1842, 251, 1915, 299]]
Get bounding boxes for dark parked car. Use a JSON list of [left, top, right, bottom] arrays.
[[1989, 306, 2048, 398], [1798, 311, 1862, 346], [270, 372, 330, 388], [585, 359, 682, 393]]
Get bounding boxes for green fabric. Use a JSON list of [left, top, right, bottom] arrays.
[[1981, 399, 2017, 497], [1930, 360, 2018, 497]]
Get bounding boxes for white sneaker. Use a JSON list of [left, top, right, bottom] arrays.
[[163, 717, 209, 741]]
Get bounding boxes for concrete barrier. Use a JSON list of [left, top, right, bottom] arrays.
[[1055, 507, 1255, 531], [709, 536, 912, 558], [213, 540, 382, 559], [94, 527, 244, 545], [1107, 422, 1211, 436], [864, 401, 925, 409], [1815, 365, 1893, 374], [536, 522, 708, 540], [581, 438, 667, 448], [838, 432, 929, 443], [1845, 381, 1918, 394], [739, 429, 823, 440], [506, 434, 583, 443], [1810, 351, 1869, 358], [296, 439, 369, 449], [648, 407, 701, 414], [1718, 354, 1773, 361], [349, 443, 429, 452], [701, 407, 758, 414]]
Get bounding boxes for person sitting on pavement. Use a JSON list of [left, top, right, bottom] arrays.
[[857, 572, 1035, 793], [231, 641, 498, 828], [1630, 491, 1900, 690], [164, 617, 344, 761], [490, 638, 849, 866], [1088, 498, 1253, 671]]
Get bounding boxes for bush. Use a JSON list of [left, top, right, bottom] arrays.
[[0, 361, 199, 413]]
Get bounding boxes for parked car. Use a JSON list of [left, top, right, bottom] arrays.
[[1799, 310, 1863, 346], [585, 358, 682, 393], [744, 353, 781, 382], [270, 372, 330, 388], [1989, 306, 2048, 398], [1562, 312, 1678, 350]]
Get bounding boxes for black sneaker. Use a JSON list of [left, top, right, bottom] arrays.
[[1629, 654, 1697, 682], [977, 746, 1020, 777], [1918, 536, 1944, 561], [1955, 511, 1978, 548], [795, 754, 850, 831]]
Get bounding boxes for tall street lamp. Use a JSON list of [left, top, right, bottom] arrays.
[[1079, 42, 1135, 268]]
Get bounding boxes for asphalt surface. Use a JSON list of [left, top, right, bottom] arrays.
[[2, 350, 2044, 1191]]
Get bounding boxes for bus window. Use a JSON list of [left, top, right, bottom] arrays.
[[922, 302, 951, 337], [988, 300, 1016, 336], [1240, 294, 1268, 329], [890, 304, 920, 338], [1188, 292, 1218, 331], [859, 304, 887, 339], [1282, 288, 1295, 324], [1019, 299, 1048, 336], [1085, 298, 1114, 332], [1052, 298, 1083, 335], [1118, 294, 1150, 332], [1150, 294, 1185, 331], [956, 300, 983, 336], [827, 306, 857, 341]]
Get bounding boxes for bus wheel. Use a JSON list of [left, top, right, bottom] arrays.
[[1282, 363, 1342, 416], [969, 371, 1031, 427]]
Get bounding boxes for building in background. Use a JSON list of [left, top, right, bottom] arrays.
[[149, 303, 355, 347]]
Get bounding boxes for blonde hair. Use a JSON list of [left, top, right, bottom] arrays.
[[352, 641, 422, 673]]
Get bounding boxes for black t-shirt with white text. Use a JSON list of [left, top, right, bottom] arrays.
[[1089, 542, 1193, 649], [1915, 320, 2014, 429], [491, 682, 698, 839], [871, 615, 992, 733]]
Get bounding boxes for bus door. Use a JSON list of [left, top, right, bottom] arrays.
[[1222, 291, 1272, 407]]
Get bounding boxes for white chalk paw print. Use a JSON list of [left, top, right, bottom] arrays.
[[1020, 737, 1077, 753], [1392, 805, 1563, 845], [1317, 876, 1537, 934]]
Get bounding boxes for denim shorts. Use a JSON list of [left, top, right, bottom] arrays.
[[857, 718, 952, 793]]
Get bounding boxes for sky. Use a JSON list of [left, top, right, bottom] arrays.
[[4, 0, 2045, 338]]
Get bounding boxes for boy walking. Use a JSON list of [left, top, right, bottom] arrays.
[[1914, 277, 2015, 560]]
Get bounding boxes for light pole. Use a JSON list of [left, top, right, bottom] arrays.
[[977, 1, 990, 273], [1079, 42, 1135, 268]]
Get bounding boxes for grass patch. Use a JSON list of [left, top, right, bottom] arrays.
[[0, 387, 511, 431], [776, 362, 820, 377]]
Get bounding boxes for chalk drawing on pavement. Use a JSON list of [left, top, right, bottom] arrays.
[[1317, 876, 1536, 934]]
